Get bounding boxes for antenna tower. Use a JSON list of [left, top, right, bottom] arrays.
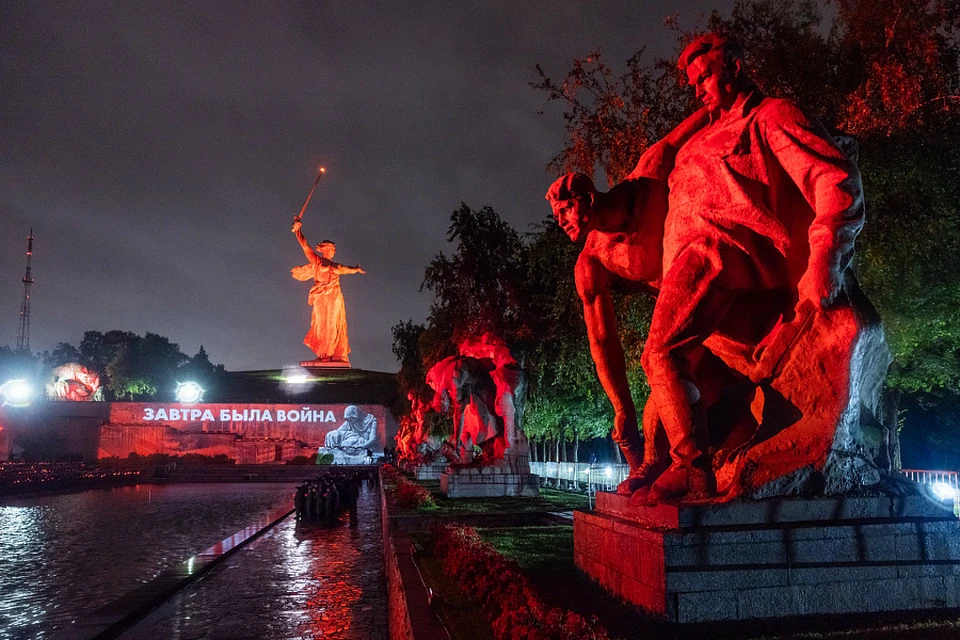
[[16, 229, 34, 352]]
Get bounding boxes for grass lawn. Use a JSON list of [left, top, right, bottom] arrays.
[[426, 486, 588, 515], [388, 478, 589, 517]]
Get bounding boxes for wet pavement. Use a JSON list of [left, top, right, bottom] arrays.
[[0, 483, 296, 640], [120, 481, 387, 640]]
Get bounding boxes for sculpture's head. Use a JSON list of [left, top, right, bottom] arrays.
[[316, 240, 336, 259], [678, 33, 752, 113], [344, 404, 362, 426], [545, 172, 598, 242]]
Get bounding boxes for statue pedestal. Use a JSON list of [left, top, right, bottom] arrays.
[[414, 460, 448, 481], [300, 359, 351, 369], [440, 467, 539, 498], [575, 491, 960, 622]]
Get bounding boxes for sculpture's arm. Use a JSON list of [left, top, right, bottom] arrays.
[[582, 107, 711, 225], [575, 252, 638, 430], [291, 219, 319, 264], [763, 101, 865, 307], [334, 263, 366, 275], [626, 106, 711, 181]]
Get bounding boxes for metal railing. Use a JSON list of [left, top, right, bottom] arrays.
[[530, 462, 630, 508], [531, 464, 960, 514]]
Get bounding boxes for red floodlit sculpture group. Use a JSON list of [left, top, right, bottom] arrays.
[[546, 33, 890, 503], [47, 363, 102, 402], [397, 334, 531, 474]]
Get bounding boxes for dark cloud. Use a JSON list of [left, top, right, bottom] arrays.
[[1, 0, 724, 372]]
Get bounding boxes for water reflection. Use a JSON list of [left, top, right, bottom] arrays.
[[120, 482, 386, 639], [0, 484, 293, 640]]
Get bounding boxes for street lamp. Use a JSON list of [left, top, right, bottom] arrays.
[[176, 381, 203, 403], [0, 379, 33, 406]]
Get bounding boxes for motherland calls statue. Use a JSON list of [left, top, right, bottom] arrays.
[[291, 216, 365, 365], [546, 33, 890, 503]]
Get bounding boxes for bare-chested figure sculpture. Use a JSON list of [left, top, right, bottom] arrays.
[[547, 33, 886, 504]]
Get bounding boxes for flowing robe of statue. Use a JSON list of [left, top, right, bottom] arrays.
[[291, 223, 363, 363]]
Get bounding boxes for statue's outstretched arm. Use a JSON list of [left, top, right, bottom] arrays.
[[335, 263, 366, 275], [291, 218, 318, 264]]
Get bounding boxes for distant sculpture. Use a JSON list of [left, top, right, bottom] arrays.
[[395, 391, 447, 464], [47, 363, 102, 401], [291, 217, 365, 365], [318, 405, 379, 464], [459, 334, 531, 474], [425, 335, 531, 473], [546, 33, 889, 503], [427, 355, 499, 464]]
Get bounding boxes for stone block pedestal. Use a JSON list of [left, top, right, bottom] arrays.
[[414, 461, 448, 481], [440, 467, 539, 498], [574, 491, 960, 622]]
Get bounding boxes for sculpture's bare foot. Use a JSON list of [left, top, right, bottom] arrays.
[[628, 486, 653, 505], [646, 463, 716, 505], [616, 462, 668, 495]]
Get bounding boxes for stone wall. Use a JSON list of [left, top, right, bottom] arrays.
[[380, 471, 451, 640], [381, 485, 415, 640], [575, 491, 960, 622]]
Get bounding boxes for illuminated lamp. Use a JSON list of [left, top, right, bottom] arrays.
[[176, 381, 203, 403], [281, 365, 314, 388], [604, 466, 613, 479], [0, 379, 33, 406], [931, 481, 958, 502]]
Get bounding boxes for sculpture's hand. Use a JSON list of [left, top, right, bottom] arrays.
[[797, 261, 839, 309], [356, 266, 366, 275], [291, 217, 302, 233]]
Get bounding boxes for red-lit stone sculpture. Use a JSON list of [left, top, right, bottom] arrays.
[[291, 217, 365, 365], [425, 334, 531, 473], [396, 391, 440, 463], [47, 363, 103, 401], [546, 33, 889, 503]]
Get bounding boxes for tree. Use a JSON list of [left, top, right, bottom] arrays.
[[41, 342, 82, 370], [105, 333, 189, 400], [177, 345, 225, 396], [421, 203, 529, 349]]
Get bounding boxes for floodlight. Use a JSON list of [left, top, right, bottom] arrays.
[[176, 381, 203, 403], [604, 466, 613, 478], [931, 481, 957, 501], [0, 379, 33, 406], [281, 365, 314, 390]]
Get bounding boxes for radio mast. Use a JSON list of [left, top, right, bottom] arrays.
[[16, 229, 34, 352]]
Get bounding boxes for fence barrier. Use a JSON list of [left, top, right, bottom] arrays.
[[530, 462, 630, 508]]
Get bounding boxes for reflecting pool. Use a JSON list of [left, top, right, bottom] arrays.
[[0, 483, 294, 639]]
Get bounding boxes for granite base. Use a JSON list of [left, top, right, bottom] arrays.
[[574, 491, 960, 622], [414, 462, 448, 481], [440, 468, 539, 498]]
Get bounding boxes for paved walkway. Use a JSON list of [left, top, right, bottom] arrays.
[[121, 482, 386, 640]]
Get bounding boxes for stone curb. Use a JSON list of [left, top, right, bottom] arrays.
[[67, 502, 295, 640], [382, 473, 451, 640]]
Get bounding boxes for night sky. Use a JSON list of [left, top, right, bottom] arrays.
[[2, 1, 724, 373]]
